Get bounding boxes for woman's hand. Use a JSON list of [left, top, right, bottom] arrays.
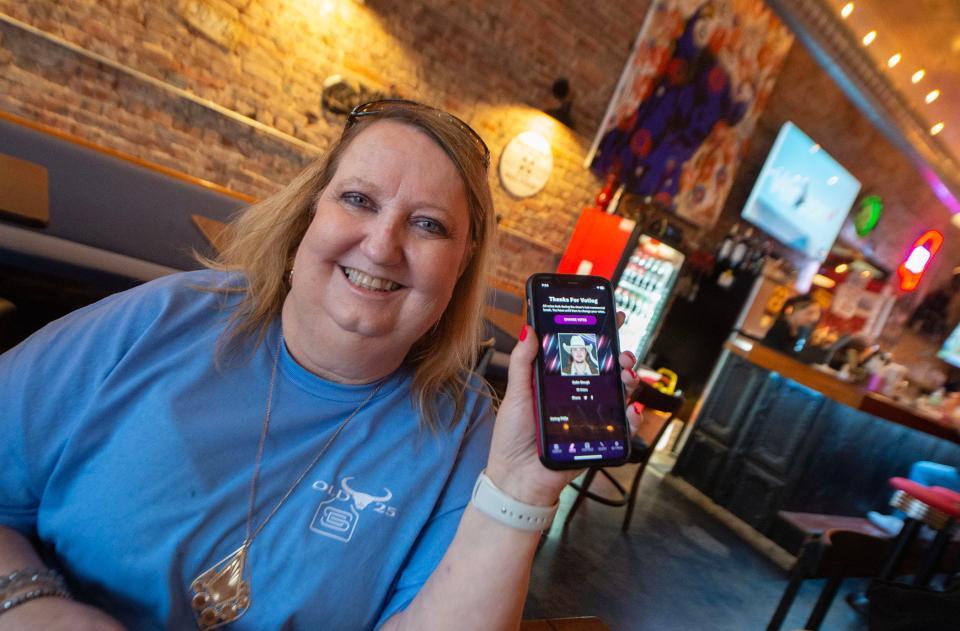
[[484, 313, 645, 507], [0, 597, 126, 631]]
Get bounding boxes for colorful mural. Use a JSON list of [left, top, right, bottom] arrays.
[[587, 0, 793, 228]]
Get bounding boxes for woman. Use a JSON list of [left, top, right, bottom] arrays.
[[0, 101, 644, 630], [761, 293, 822, 355], [562, 335, 600, 376]]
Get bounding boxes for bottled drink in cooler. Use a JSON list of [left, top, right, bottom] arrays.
[[614, 234, 684, 362]]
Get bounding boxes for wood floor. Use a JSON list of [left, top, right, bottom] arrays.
[[524, 459, 869, 631]]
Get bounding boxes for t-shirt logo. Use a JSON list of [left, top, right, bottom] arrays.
[[310, 477, 398, 543]]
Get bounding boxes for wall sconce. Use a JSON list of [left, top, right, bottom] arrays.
[[544, 78, 575, 130], [321, 75, 389, 116]]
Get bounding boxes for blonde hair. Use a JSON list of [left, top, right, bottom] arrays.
[[202, 104, 495, 430]]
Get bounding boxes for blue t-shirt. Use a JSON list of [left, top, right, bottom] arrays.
[[0, 270, 494, 630]]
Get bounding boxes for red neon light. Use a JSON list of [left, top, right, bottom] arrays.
[[897, 229, 944, 291]]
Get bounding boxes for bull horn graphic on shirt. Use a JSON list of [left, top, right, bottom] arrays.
[[340, 477, 392, 509], [310, 477, 395, 543]]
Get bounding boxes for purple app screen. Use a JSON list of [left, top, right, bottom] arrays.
[[532, 278, 630, 464]]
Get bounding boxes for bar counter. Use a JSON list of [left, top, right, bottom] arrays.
[[672, 337, 960, 552]]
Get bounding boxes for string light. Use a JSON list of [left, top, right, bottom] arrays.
[[925, 89, 940, 104], [931, 122, 945, 136], [887, 53, 901, 68], [862, 30, 877, 46], [912, 69, 926, 83], [841, 2, 854, 19]]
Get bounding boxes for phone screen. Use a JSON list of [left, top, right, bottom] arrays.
[[528, 274, 631, 468]]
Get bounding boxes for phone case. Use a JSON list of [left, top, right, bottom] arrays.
[[526, 273, 631, 470]]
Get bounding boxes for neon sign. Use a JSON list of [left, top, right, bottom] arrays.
[[897, 230, 943, 291], [853, 195, 883, 236]]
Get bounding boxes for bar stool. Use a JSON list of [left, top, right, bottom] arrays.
[[843, 477, 960, 618], [563, 380, 683, 532], [770, 479, 960, 630], [876, 477, 960, 586]]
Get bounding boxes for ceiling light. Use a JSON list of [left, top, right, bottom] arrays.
[[841, 2, 854, 19], [931, 122, 945, 136], [912, 69, 926, 83], [925, 89, 940, 104], [887, 53, 901, 68], [862, 31, 877, 46]]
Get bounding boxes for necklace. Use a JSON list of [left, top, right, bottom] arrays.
[[189, 336, 384, 630]]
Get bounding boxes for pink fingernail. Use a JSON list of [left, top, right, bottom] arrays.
[[518, 325, 527, 342], [627, 368, 637, 380], [633, 402, 645, 415], [625, 351, 637, 364]]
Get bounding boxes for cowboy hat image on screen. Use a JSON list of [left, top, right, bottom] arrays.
[[560, 334, 600, 377]]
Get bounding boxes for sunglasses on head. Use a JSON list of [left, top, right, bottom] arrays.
[[346, 99, 490, 168]]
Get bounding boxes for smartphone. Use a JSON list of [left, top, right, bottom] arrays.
[[526, 273, 631, 470]]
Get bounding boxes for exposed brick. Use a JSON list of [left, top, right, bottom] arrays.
[[0, 0, 953, 290]]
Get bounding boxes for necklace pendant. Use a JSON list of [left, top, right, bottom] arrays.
[[189, 544, 251, 630]]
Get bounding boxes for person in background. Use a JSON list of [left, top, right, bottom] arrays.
[[762, 293, 823, 355], [908, 267, 960, 337], [0, 100, 645, 631]]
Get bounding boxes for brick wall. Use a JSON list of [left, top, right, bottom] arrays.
[[0, 0, 654, 292], [0, 1, 955, 294]]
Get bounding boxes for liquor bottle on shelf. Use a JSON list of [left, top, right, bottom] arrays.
[[729, 226, 754, 269], [716, 223, 740, 267], [747, 239, 772, 275]]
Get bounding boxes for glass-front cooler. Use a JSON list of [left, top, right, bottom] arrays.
[[613, 234, 685, 362]]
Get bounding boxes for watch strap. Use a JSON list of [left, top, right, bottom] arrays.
[[471, 471, 558, 531]]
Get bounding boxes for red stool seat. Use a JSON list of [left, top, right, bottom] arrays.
[[880, 477, 960, 588], [930, 486, 960, 512], [889, 477, 960, 526]]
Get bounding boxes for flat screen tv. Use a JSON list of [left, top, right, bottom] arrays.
[[938, 323, 960, 369], [742, 122, 861, 261]]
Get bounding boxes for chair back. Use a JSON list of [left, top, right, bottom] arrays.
[[636, 407, 676, 448], [479, 285, 526, 379], [631, 380, 684, 447]]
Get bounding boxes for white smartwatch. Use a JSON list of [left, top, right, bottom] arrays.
[[471, 471, 559, 531]]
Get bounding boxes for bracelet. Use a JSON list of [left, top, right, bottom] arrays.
[[1, 586, 72, 613], [471, 471, 559, 532], [0, 568, 71, 616], [0, 568, 67, 601]]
